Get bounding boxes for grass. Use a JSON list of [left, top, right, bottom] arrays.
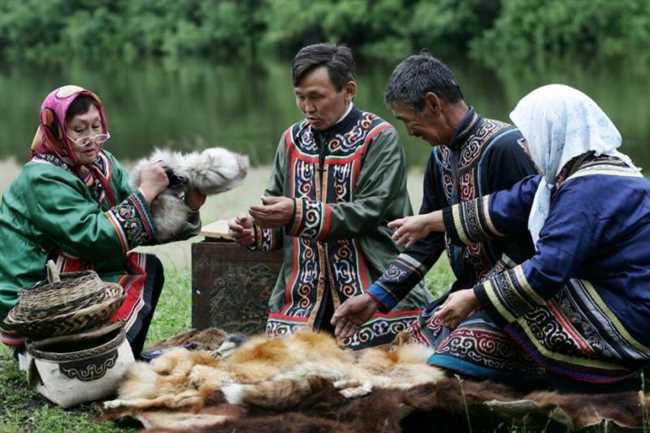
[[0, 266, 194, 433], [0, 348, 132, 433], [0, 258, 456, 433], [2, 257, 641, 432]]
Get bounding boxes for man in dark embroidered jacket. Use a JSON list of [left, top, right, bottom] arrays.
[[229, 44, 433, 349], [333, 54, 542, 380]]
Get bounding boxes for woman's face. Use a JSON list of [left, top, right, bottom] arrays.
[[65, 104, 103, 165]]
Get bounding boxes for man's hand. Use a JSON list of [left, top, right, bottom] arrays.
[[228, 215, 255, 247], [331, 293, 379, 339], [249, 196, 295, 228], [433, 289, 480, 329], [388, 210, 444, 248], [185, 189, 207, 210]]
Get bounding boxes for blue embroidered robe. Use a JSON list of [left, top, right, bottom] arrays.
[[444, 155, 650, 382], [368, 109, 537, 309]]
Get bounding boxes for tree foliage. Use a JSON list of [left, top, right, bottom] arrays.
[[0, 0, 647, 64], [473, 0, 650, 62]]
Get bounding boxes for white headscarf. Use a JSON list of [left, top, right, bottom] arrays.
[[509, 84, 639, 246]]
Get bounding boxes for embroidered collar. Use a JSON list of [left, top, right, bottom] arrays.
[[32, 153, 73, 171], [32, 152, 108, 177], [312, 106, 363, 144], [335, 102, 354, 124], [447, 108, 479, 151], [555, 152, 634, 190]]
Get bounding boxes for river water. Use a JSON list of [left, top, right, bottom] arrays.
[[0, 55, 647, 266], [0, 55, 647, 170]]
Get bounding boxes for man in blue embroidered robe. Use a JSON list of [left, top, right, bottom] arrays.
[[229, 44, 433, 349], [333, 54, 542, 379]]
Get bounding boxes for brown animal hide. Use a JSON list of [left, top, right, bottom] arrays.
[[105, 330, 441, 413], [145, 328, 228, 353], [402, 378, 650, 432], [135, 387, 405, 433], [126, 404, 247, 431], [514, 389, 650, 430], [104, 375, 650, 432], [104, 329, 650, 432]]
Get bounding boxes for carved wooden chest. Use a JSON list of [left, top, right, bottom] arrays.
[[191, 237, 282, 334]]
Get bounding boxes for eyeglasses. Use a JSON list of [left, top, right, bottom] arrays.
[[67, 132, 111, 148]]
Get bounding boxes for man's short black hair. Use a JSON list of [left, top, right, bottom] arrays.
[[291, 43, 355, 90], [384, 54, 464, 112]]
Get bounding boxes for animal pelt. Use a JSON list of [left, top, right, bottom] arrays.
[[401, 380, 650, 432], [107, 387, 405, 433], [137, 328, 233, 363], [144, 328, 229, 353], [104, 329, 443, 413], [107, 377, 650, 433], [129, 148, 249, 242], [103, 330, 650, 433]]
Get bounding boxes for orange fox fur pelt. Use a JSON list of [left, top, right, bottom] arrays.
[[104, 330, 445, 412]]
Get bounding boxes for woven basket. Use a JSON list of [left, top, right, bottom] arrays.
[[2, 263, 125, 340], [15, 270, 110, 319]]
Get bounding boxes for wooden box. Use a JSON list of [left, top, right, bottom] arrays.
[[191, 221, 282, 334]]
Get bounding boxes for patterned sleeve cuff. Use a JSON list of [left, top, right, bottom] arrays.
[[0, 330, 25, 348], [252, 223, 281, 252], [105, 191, 156, 253], [474, 264, 545, 324], [443, 195, 504, 246], [372, 253, 429, 308], [367, 282, 398, 312], [287, 198, 331, 240]]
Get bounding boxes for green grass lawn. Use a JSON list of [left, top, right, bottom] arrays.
[[0, 259, 454, 433], [0, 266, 197, 433]]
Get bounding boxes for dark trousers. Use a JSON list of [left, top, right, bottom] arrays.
[[127, 254, 165, 358]]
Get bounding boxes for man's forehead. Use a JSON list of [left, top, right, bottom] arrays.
[[294, 66, 337, 91], [294, 83, 330, 94], [390, 103, 417, 118]]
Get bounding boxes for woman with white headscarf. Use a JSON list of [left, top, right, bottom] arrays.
[[373, 84, 650, 385]]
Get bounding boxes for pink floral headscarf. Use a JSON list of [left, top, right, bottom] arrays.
[[30, 85, 108, 166], [30, 85, 116, 205]]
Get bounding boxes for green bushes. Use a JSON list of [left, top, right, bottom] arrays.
[[0, 0, 647, 64], [0, 0, 264, 62], [473, 0, 650, 63], [262, 0, 499, 61]]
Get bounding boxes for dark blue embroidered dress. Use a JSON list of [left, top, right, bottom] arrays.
[[444, 155, 650, 383]]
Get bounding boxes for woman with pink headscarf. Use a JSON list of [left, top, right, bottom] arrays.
[[0, 85, 204, 356]]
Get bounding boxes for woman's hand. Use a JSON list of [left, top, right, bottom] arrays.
[[433, 289, 480, 329], [185, 189, 207, 210], [388, 210, 444, 248], [138, 162, 169, 204]]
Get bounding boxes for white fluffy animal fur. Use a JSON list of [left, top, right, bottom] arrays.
[[130, 148, 249, 242], [104, 330, 444, 412]]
